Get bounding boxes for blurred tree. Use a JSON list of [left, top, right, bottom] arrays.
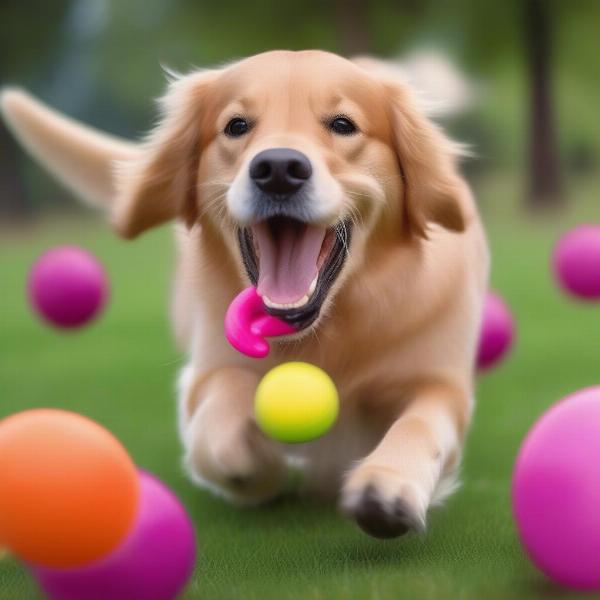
[[0, 0, 71, 219], [428, 0, 570, 208], [334, 0, 371, 55], [0, 122, 30, 220], [523, 0, 563, 208]]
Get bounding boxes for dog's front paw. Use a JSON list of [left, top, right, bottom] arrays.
[[341, 465, 427, 539], [185, 417, 287, 505]]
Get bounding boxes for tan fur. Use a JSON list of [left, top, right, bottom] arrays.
[[1, 50, 489, 536]]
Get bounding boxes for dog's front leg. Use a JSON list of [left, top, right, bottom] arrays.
[[341, 381, 470, 538], [178, 365, 287, 505]]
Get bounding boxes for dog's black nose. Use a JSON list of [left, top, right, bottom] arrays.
[[249, 148, 312, 196]]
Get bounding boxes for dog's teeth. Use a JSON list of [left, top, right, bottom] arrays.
[[291, 294, 310, 308], [262, 296, 287, 310], [262, 296, 278, 309], [261, 274, 319, 311], [263, 294, 311, 310]]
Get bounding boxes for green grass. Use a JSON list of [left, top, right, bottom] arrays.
[[1, 176, 600, 600]]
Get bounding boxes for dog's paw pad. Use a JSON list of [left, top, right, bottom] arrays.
[[228, 474, 254, 489], [348, 485, 425, 539]]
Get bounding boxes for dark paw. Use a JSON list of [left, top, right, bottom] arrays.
[[228, 474, 254, 489], [350, 485, 424, 539]]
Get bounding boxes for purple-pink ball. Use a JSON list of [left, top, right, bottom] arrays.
[[513, 387, 600, 590], [476, 291, 515, 370], [32, 471, 196, 600], [28, 246, 108, 329], [553, 225, 600, 300]]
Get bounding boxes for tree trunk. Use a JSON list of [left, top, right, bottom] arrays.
[[334, 0, 371, 56], [523, 0, 563, 208], [0, 118, 32, 221]]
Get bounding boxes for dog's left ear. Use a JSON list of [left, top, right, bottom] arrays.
[[113, 69, 220, 239], [384, 80, 468, 237]]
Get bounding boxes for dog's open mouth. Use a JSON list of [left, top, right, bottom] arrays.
[[238, 217, 352, 330]]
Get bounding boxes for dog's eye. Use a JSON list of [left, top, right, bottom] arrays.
[[328, 116, 358, 136], [224, 117, 250, 138]]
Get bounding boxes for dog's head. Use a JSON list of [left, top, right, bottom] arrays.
[[2, 50, 468, 333]]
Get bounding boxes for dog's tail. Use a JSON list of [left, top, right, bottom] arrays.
[[0, 88, 139, 210], [352, 50, 477, 119]]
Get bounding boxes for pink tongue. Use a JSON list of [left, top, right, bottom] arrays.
[[253, 220, 326, 304]]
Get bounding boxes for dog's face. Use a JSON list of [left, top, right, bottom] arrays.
[[201, 52, 400, 329], [115, 50, 466, 332]]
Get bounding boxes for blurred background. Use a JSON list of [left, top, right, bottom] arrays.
[[1, 2, 600, 598], [1, 0, 599, 220]]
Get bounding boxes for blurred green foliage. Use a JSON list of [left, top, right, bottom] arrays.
[[1, 0, 599, 215]]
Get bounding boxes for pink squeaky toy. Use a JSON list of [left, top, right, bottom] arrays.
[[513, 386, 600, 590], [225, 287, 296, 358]]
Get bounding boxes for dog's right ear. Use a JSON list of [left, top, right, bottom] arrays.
[[1, 69, 219, 239], [112, 69, 220, 239]]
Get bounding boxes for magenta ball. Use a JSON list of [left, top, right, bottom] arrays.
[[476, 291, 515, 370], [28, 246, 108, 329], [553, 225, 600, 300], [33, 471, 196, 600], [513, 387, 600, 590]]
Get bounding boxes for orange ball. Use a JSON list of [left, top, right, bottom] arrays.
[[0, 409, 139, 568]]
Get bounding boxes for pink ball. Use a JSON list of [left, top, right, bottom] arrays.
[[513, 387, 600, 590], [33, 471, 196, 600], [553, 225, 600, 300], [28, 246, 108, 329], [476, 291, 515, 370]]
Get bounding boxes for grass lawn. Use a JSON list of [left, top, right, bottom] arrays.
[[1, 176, 599, 600]]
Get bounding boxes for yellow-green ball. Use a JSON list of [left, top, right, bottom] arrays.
[[255, 362, 339, 443]]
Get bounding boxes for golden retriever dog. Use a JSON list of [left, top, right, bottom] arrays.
[[1, 50, 488, 539]]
